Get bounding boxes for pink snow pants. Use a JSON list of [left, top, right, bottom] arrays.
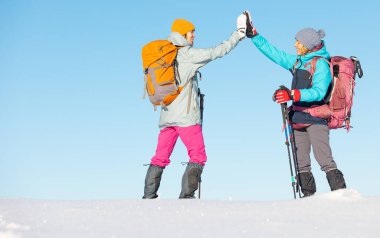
[[150, 125, 207, 167]]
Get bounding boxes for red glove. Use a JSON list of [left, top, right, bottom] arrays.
[[274, 87, 301, 104]]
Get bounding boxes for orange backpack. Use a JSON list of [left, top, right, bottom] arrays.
[[142, 40, 188, 110]]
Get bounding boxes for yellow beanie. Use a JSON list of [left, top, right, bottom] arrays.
[[171, 19, 195, 35]]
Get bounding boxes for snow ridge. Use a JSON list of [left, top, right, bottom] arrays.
[[0, 189, 379, 238]]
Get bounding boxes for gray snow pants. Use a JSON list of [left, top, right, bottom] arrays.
[[294, 124, 337, 173]]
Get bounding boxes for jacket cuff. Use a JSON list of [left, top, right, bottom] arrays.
[[291, 89, 301, 102]]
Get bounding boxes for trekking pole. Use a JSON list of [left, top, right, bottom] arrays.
[[279, 102, 297, 199], [284, 106, 302, 199], [198, 88, 205, 199], [198, 177, 201, 199], [274, 86, 302, 199], [199, 88, 205, 123]]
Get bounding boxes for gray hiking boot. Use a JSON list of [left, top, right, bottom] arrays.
[[179, 162, 203, 199], [297, 172, 316, 197], [326, 169, 347, 191], [143, 165, 164, 199]]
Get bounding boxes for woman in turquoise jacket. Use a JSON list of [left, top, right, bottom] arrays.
[[244, 11, 346, 196]]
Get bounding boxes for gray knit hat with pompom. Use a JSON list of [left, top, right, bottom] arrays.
[[295, 28, 326, 50]]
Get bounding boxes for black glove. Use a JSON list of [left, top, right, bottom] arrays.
[[244, 10, 257, 38]]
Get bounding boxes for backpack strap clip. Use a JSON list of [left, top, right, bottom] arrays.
[[350, 56, 363, 78], [142, 69, 148, 100]]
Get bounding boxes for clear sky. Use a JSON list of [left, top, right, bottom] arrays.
[[0, 0, 378, 201]]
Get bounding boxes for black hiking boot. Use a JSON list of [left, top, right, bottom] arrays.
[[297, 172, 316, 197], [326, 169, 347, 191], [179, 163, 203, 199], [143, 165, 164, 199]]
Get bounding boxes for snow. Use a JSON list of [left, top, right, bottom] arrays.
[[0, 189, 379, 238]]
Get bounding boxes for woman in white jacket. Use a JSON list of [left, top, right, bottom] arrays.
[[143, 15, 247, 199]]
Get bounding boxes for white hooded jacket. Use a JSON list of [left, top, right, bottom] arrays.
[[158, 31, 241, 128]]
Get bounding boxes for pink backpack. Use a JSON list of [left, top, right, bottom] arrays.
[[293, 56, 363, 131]]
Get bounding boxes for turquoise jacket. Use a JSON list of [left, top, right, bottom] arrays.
[[251, 34, 332, 102]]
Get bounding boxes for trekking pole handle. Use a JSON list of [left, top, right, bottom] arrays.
[[272, 85, 290, 102]]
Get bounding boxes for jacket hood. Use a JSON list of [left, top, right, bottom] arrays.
[[167, 32, 190, 47], [300, 41, 330, 62]]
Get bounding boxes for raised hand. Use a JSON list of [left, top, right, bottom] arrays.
[[236, 13, 247, 39], [244, 10, 257, 38]]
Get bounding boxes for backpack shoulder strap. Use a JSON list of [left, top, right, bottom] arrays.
[[291, 58, 300, 75], [305, 56, 333, 79]]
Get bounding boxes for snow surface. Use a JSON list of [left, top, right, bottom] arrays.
[[0, 189, 379, 238]]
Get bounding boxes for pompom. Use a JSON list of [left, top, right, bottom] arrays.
[[318, 29, 326, 39]]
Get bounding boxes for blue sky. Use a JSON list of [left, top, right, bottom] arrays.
[[0, 0, 378, 201]]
